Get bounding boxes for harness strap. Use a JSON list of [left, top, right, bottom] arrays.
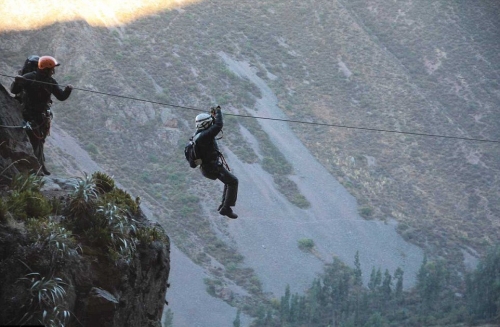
[[218, 151, 230, 171], [25, 111, 52, 140]]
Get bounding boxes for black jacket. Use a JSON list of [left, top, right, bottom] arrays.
[[194, 109, 223, 167], [10, 70, 72, 117]]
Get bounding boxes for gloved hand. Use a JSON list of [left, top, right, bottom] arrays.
[[210, 105, 221, 116]]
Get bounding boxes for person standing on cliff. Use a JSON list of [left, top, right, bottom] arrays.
[[193, 106, 239, 219], [10, 55, 73, 175]]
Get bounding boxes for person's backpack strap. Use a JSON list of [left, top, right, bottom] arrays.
[[192, 133, 202, 166]]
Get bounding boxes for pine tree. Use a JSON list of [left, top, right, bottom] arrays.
[[354, 251, 363, 287], [466, 245, 500, 321], [368, 267, 377, 291], [280, 284, 291, 323], [308, 279, 322, 324], [417, 256, 449, 311], [233, 309, 241, 327], [289, 293, 300, 324], [381, 269, 392, 301], [393, 267, 404, 301]]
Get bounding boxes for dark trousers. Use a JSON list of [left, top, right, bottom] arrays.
[[26, 126, 47, 168], [201, 164, 238, 208], [24, 112, 49, 168]]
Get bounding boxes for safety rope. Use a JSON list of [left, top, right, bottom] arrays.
[[0, 120, 31, 129], [0, 123, 24, 129], [1, 72, 500, 144], [0, 118, 49, 141]]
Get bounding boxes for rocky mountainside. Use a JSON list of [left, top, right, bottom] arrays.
[[0, 0, 499, 324], [0, 84, 170, 327], [0, 83, 39, 179]]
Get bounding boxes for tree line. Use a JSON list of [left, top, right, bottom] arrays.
[[246, 245, 500, 327]]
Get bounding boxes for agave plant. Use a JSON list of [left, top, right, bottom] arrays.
[[97, 203, 138, 263], [67, 172, 98, 219], [17, 273, 70, 327], [96, 202, 122, 226], [26, 218, 80, 259]]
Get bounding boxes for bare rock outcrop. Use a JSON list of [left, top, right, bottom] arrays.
[[0, 83, 39, 181]]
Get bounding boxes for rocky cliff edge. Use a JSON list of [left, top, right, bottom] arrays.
[[0, 83, 170, 327]]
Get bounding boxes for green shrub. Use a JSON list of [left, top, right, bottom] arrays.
[[50, 197, 64, 215], [262, 156, 292, 175], [83, 226, 112, 248], [7, 190, 52, 220], [85, 143, 99, 155], [7, 191, 29, 220], [298, 238, 315, 252], [136, 226, 169, 245], [99, 188, 139, 215], [26, 192, 52, 218], [273, 176, 310, 209], [5, 174, 50, 220], [92, 171, 115, 194], [10, 173, 44, 193], [360, 206, 374, 218], [26, 218, 79, 259]]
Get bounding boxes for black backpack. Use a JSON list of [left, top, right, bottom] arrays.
[[184, 134, 202, 168], [12, 55, 40, 103], [20, 55, 40, 75]]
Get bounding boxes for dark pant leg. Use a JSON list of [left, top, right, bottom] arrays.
[[217, 165, 238, 208], [24, 114, 48, 168], [26, 129, 45, 166]]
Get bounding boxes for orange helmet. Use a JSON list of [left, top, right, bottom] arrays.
[[38, 56, 60, 70]]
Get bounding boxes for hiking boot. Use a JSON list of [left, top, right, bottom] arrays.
[[41, 165, 51, 176], [219, 206, 238, 219]]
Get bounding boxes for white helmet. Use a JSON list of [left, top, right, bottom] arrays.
[[195, 113, 213, 130]]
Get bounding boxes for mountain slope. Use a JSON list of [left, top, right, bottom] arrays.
[[1, 0, 499, 323]]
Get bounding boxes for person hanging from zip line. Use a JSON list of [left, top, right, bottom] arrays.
[[10, 55, 73, 176], [194, 105, 239, 219]]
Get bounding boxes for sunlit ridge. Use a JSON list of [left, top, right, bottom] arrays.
[[0, 0, 201, 32]]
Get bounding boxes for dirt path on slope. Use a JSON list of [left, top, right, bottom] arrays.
[[219, 52, 424, 295]]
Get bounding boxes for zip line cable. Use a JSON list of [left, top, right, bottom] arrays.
[[1, 72, 500, 144]]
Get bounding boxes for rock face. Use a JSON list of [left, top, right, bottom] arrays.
[[0, 85, 171, 327], [0, 84, 39, 181], [0, 209, 170, 327]]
